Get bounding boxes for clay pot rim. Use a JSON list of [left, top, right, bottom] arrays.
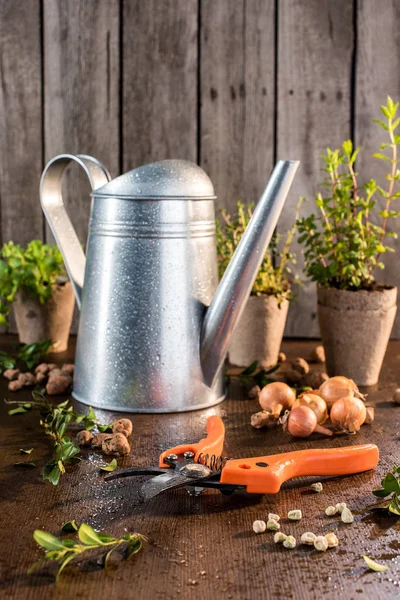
[[317, 283, 395, 294]]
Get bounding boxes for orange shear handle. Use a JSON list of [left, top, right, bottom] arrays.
[[220, 444, 379, 494], [159, 416, 225, 468]]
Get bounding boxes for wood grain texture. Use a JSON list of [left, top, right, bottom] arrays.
[[356, 0, 400, 336], [0, 0, 43, 245], [43, 0, 120, 244], [277, 0, 355, 337], [0, 337, 399, 599], [122, 0, 198, 171], [200, 0, 275, 213]]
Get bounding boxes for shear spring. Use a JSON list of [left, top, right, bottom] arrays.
[[196, 453, 229, 471]]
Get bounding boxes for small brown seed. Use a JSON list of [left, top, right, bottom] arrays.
[[278, 352, 287, 363], [292, 358, 310, 376], [112, 418, 133, 437], [102, 433, 131, 456], [311, 345, 326, 363], [76, 430, 94, 446]]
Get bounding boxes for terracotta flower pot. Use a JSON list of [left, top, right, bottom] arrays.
[[13, 281, 75, 352], [317, 285, 397, 386], [228, 295, 289, 368]]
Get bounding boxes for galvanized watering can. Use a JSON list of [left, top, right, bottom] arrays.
[[40, 155, 298, 412]]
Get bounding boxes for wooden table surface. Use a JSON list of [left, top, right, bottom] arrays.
[[0, 337, 399, 600]]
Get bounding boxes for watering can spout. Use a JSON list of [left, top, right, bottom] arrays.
[[200, 160, 300, 387]]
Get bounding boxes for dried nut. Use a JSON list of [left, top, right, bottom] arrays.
[[3, 368, 20, 381], [314, 536, 329, 552], [46, 374, 72, 395], [248, 385, 261, 400], [325, 506, 337, 516], [311, 482, 323, 493], [274, 532, 287, 543], [394, 389, 400, 404], [341, 507, 354, 523], [292, 358, 310, 376], [251, 410, 278, 429], [18, 373, 37, 387], [76, 430, 94, 446], [283, 535, 296, 549], [301, 532, 317, 545], [35, 363, 49, 374], [48, 368, 63, 378], [365, 407, 375, 425], [61, 363, 75, 376], [325, 532, 339, 548], [92, 433, 113, 448], [102, 432, 131, 456], [268, 513, 280, 522], [267, 519, 280, 531], [36, 372, 48, 383], [47, 363, 57, 372], [288, 510, 302, 521], [253, 520, 266, 534], [8, 379, 23, 391], [278, 352, 287, 363], [311, 345, 326, 363], [112, 418, 133, 437], [284, 369, 303, 385], [335, 502, 347, 514], [303, 371, 329, 389]]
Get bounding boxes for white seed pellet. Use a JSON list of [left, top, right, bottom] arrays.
[[288, 509, 302, 521], [268, 513, 280, 522], [267, 519, 280, 531], [325, 532, 339, 547], [314, 536, 329, 552], [283, 535, 296, 549], [274, 532, 287, 544], [341, 507, 354, 523], [325, 505, 337, 516], [253, 520, 266, 534], [300, 532, 317, 545], [335, 502, 347, 514], [311, 482, 323, 493]]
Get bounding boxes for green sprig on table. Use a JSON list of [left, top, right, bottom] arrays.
[[29, 523, 146, 581], [0, 340, 52, 374], [6, 391, 112, 485], [372, 466, 400, 515]]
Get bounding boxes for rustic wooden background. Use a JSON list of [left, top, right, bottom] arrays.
[[0, 0, 400, 336]]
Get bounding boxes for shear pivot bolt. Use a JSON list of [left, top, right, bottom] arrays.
[[183, 451, 195, 460], [165, 453, 178, 465]]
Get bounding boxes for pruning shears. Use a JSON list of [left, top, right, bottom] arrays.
[[105, 416, 379, 502]]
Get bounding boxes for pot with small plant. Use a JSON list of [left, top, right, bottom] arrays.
[[216, 200, 302, 367], [0, 240, 74, 352], [297, 97, 400, 386]]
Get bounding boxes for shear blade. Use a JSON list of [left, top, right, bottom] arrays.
[[139, 471, 202, 502]]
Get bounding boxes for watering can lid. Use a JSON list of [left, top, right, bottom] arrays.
[[93, 159, 215, 199]]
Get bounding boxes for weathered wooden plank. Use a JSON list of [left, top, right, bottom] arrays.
[[277, 0, 354, 337], [44, 0, 120, 332], [200, 0, 275, 213], [356, 0, 400, 338], [0, 0, 43, 245], [122, 0, 198, 171]]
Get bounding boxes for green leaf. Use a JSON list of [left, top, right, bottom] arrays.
[[125, 537, 143, 559], [33, 530, 65, 551], [61, 520, 78, 533], [13, 462, 36, 468], [381, 472, 400, 493], [372, 153, 392, 162], [19, 448, 33, 454], [388, 501, 400, 516], [98, 423, 113, 433], [372, 488, 391, 498], [98, 459, 118, 472], [43, 462, 62, 485], [78, 523, 105, 546], [362, 555, 389, 572], [240, 361, 259, 376], [56, 552, 78, 581], [8, 407, 27, 416]]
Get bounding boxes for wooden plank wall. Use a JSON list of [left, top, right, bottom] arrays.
[[1, 0, 400, 337]]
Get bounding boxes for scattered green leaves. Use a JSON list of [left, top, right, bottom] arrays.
[[98, 459, 118, 472], [0, 340, 51, 374], [362, 555, 389, 572], [5, 391, 112, 485], [61, 520, 78, 533], [8, 406, 30, 416], [372, 466, 400, 516], [297, 97, 400, 291], [233, 361, 280, 389], [216, 199, 303, 303], [0, 350, 16, 372], [19, 448, 33, 454], [29, 523, 146, 581]]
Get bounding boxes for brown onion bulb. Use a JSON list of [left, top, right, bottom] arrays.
[[259, 382, 296, 418], [318, 376, 359, 409], [286, 405, 332, 438], [330, 395, 367, 433], [293, 393, 328, 424]]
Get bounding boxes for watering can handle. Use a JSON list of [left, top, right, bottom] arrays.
[[40, 154, 111, 309]]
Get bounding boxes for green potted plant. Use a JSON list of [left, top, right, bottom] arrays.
[[297, 97, 399, 386], [216, 200, 301, 367], [0, 240, 75, 352]]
